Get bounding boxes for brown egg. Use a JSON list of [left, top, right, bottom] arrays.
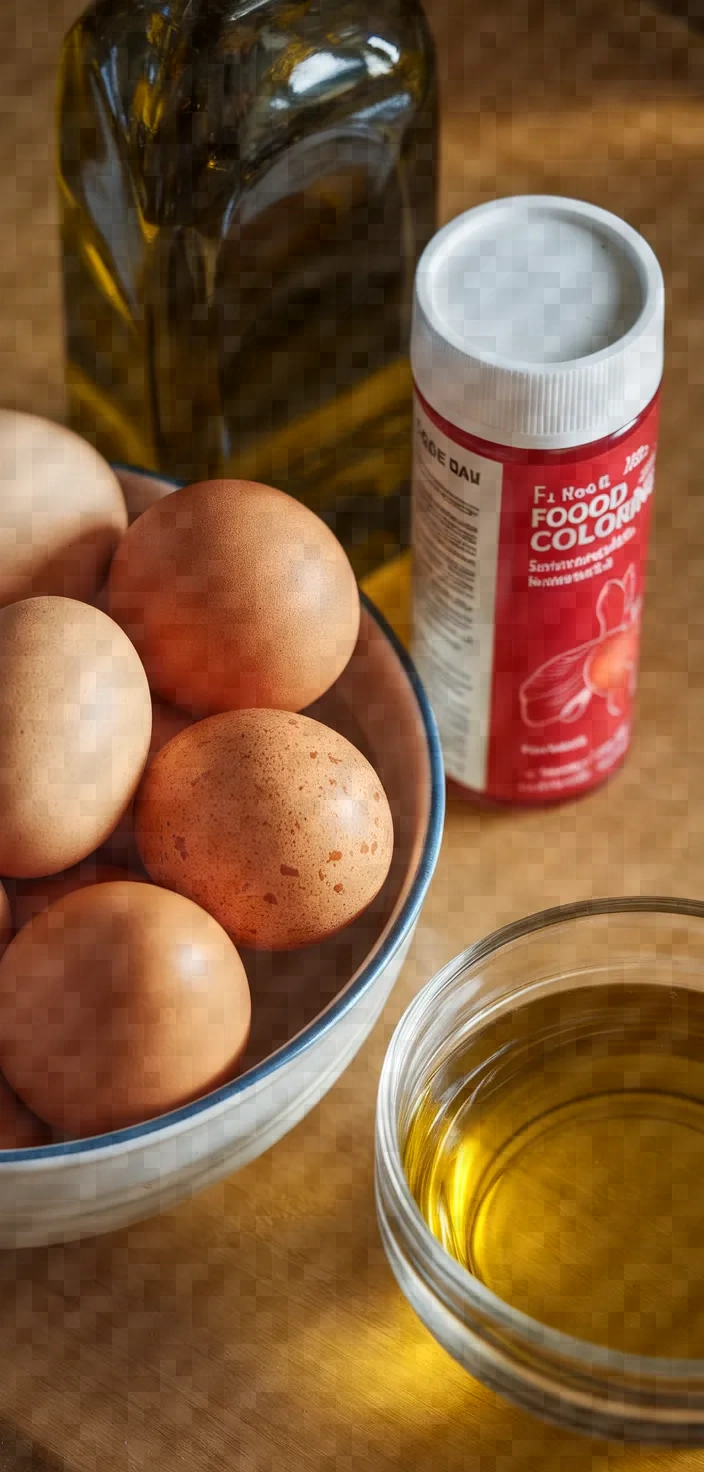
[[108, 478, 360, 716], [0, 883, 11, 959], [99, 697, 193, 867], [0, 881, 251, 1138], [149, 695, 194, 755], [0, 411, 127, 607], [116, 469, 180, 524], [8, 860, 138, 932], [0, 1073, 51, 1149], [136, 709, 395, 950], [0, 597, 152, 877]]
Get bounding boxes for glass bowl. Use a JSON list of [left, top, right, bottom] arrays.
[[376, 897, 704, 1444]]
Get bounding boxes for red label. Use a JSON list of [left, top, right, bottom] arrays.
[[411, 391, 660, 803]]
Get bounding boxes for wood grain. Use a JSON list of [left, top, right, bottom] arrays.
[[1, 0, 704, 1465]]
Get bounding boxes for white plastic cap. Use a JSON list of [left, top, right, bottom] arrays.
[[411, 196, 665, 451]]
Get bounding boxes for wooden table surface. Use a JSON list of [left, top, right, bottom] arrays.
[[3, 0, 704, 1466]]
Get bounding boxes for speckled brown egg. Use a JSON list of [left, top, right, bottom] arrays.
[[0, 1073, 51, 1149], [0, 411, 127, 608], [0, 597, 152, 877], [0, 881, 251, 1138], [135, 709, 394, 950], [107, 478, 360, 716]]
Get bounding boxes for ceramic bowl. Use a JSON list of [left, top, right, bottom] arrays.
[[0, 469, 444, 1248]]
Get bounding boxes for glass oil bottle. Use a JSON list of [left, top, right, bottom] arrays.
[[57, 0, 437, 579]]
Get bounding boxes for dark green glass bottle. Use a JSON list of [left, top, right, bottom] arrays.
[[58, 0, 437, 578]]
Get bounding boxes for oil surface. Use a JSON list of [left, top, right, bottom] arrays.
[[404, 983, 704, 1357], [57, 0, 436, 578]]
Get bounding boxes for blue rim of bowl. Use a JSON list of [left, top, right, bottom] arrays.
[[2, 474, 445, 1161]]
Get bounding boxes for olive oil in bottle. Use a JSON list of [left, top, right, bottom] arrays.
[[404, 982, 704, 1358], [57, 0, 437, 579]]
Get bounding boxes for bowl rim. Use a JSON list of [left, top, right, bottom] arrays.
[[0, 589, 445, 1163]]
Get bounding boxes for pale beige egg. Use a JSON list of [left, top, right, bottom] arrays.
[[0, 411, 127, 607], [0, 597, 152, 877], [108, 478, 360, 716], [0, 881, 251, 1138], [135, 709, 394, 950]]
